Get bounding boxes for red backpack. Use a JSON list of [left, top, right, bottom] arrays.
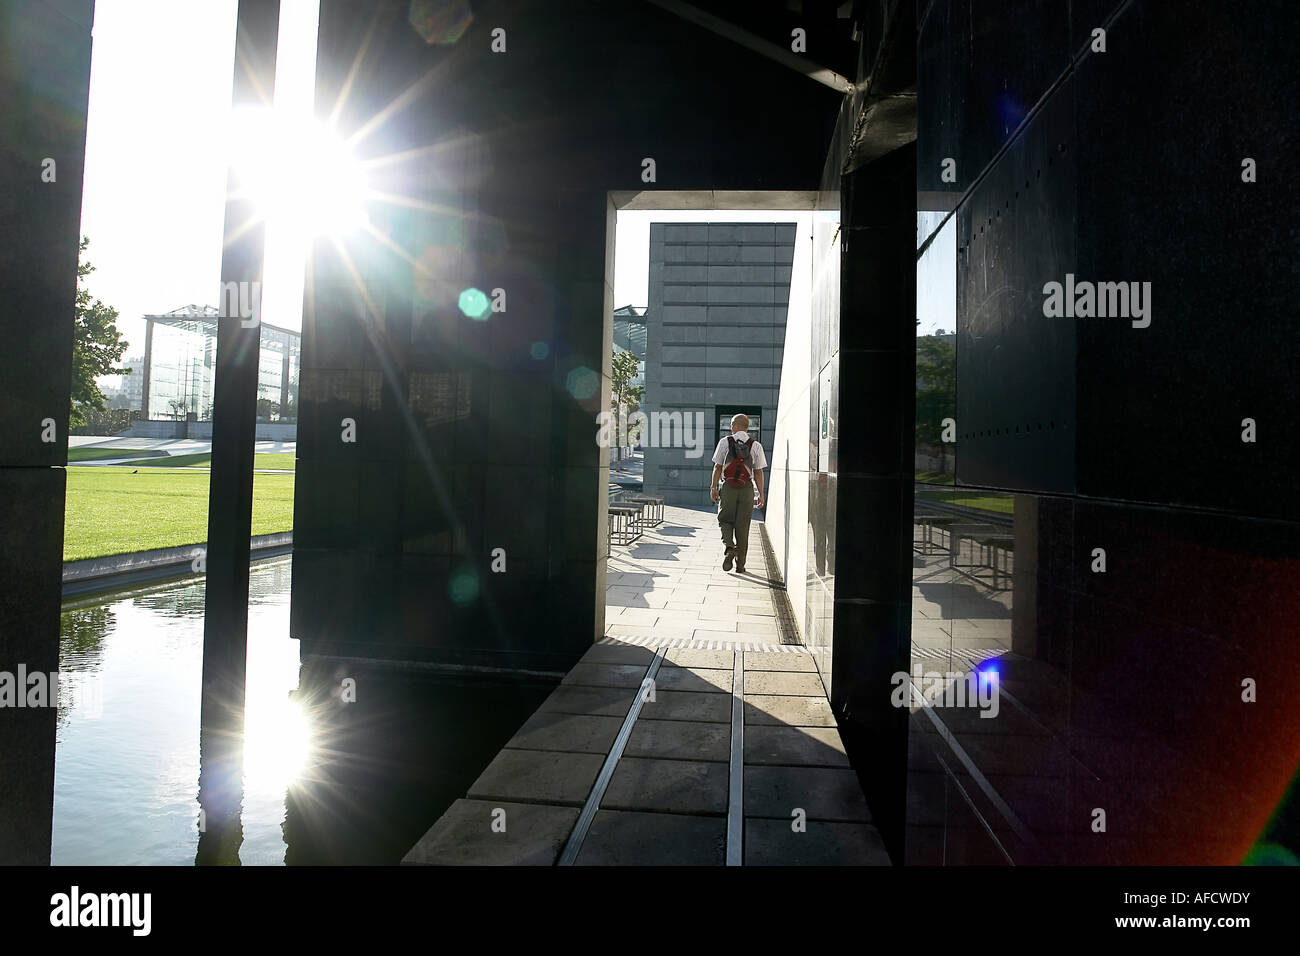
[[722, 436, 754, 487]]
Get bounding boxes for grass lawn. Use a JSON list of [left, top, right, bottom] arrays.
[[916, 487, 1015, 516], [64, 466, 294, 561], [125, 452, 296, 471], [67, 447, 165, 463], [914, 469, 955, 484]]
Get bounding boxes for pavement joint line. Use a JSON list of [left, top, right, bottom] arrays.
[[557, 646, 666, 866], [726, 650, 745, 866]]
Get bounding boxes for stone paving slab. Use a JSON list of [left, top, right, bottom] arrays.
[[744, 694, 837, 727], [506, 711, 625, 755], [661, 647, 736, 668], [403, 799, 579, 866], [694, 627, 773, 642], [744, 766, 873, 822], [625, 718, 731, 762], [611, 607, 670, 626], [602, 756, 729, 815], [650, 607, 727, 622], [744, 725, 850, 767], [654, 665, 732, 693], [467, 749, 605, 807], [539, 684, 636, 718], [745, 651, 818, 672], [744, 818, 890, 866], [641, 688, 732, 723], [561, 662, 649, 689], [407, 506, 882, 865], [607, 587, 673, 608], [743, 670, 826, 697], [580, 643, 658, 666], [711, 611, 787, 626], [605, 624, 698, 640], [607, 573, 658, 588], [575, 810, 726, 866], [661, 599, 740, 612]]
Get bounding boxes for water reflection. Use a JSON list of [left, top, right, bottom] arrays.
[[53, 560, 297, 865], [52, 558, 554, 865], [907, 490, 1300, 865]]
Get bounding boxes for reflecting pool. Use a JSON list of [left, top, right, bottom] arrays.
[[52, 558, 554, 865]]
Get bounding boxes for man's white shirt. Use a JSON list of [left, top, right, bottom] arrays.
[[712, 431, 767, 471]]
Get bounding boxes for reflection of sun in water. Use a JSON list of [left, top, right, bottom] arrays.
[[243, 695, 313, 792]]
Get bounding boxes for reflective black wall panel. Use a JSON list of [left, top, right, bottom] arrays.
[[292, 0, 843, 668], [0, 0, 92, 863]]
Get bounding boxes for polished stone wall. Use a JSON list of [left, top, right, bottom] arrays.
[[642, 222, 795, 506], [908, 0, 1300, 864], [765, 102, 918, 861], [290, 0, 841, 670], [0, 0, 93, 863]]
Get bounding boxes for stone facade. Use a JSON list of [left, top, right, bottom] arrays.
[[642, 223, 796, 506]]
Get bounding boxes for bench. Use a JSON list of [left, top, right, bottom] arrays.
[[608, 501, 645, 546], [948, 523, 1014, 591], [913, 512, 959, 555], [623, 494, 664, 526]]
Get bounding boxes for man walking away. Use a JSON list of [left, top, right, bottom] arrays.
[[710, 413, 767, 573]]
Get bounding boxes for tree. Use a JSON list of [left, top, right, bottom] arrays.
[[915, 334, 956, 474], [168, 398, 189, 421], [610, 348, 643, 463], [71, 237, 131, 427]]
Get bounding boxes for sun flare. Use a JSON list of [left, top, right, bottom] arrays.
[[228, 107, 369, 240]]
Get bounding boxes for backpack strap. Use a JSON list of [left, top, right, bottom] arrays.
[[726, 435, 737, 461]]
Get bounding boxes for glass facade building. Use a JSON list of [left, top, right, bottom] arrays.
[[141, 305, 301, 422]]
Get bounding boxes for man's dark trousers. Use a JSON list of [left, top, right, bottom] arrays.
[[717, 480, 755, 568]]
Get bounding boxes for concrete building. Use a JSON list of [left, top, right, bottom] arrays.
[[102, 354, 144, 410], [642, 222, 795, 505]]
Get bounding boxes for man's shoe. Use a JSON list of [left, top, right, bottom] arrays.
[[735, 564, 746, 574], [723, 551, 735, 571]]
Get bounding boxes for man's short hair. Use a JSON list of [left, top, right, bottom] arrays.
[[731, 413, 749, 430]]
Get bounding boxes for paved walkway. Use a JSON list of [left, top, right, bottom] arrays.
[[404, 505, 889, 865]]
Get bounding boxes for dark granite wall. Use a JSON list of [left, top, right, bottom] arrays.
[[0, 0, 94, 863], [290, 0, 843, 670], [910, 0, 1300, 864]]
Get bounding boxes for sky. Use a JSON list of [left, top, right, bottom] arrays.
[[80, 0, 318, 366]]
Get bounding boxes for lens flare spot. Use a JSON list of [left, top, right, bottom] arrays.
[[530, 341, 549, 360], [1244, 843, 1300, 865], [449, 568, 478, 605], [565, 366, 599, 400], [408, 0, 473, 45], [458, 287, 490, 319]]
